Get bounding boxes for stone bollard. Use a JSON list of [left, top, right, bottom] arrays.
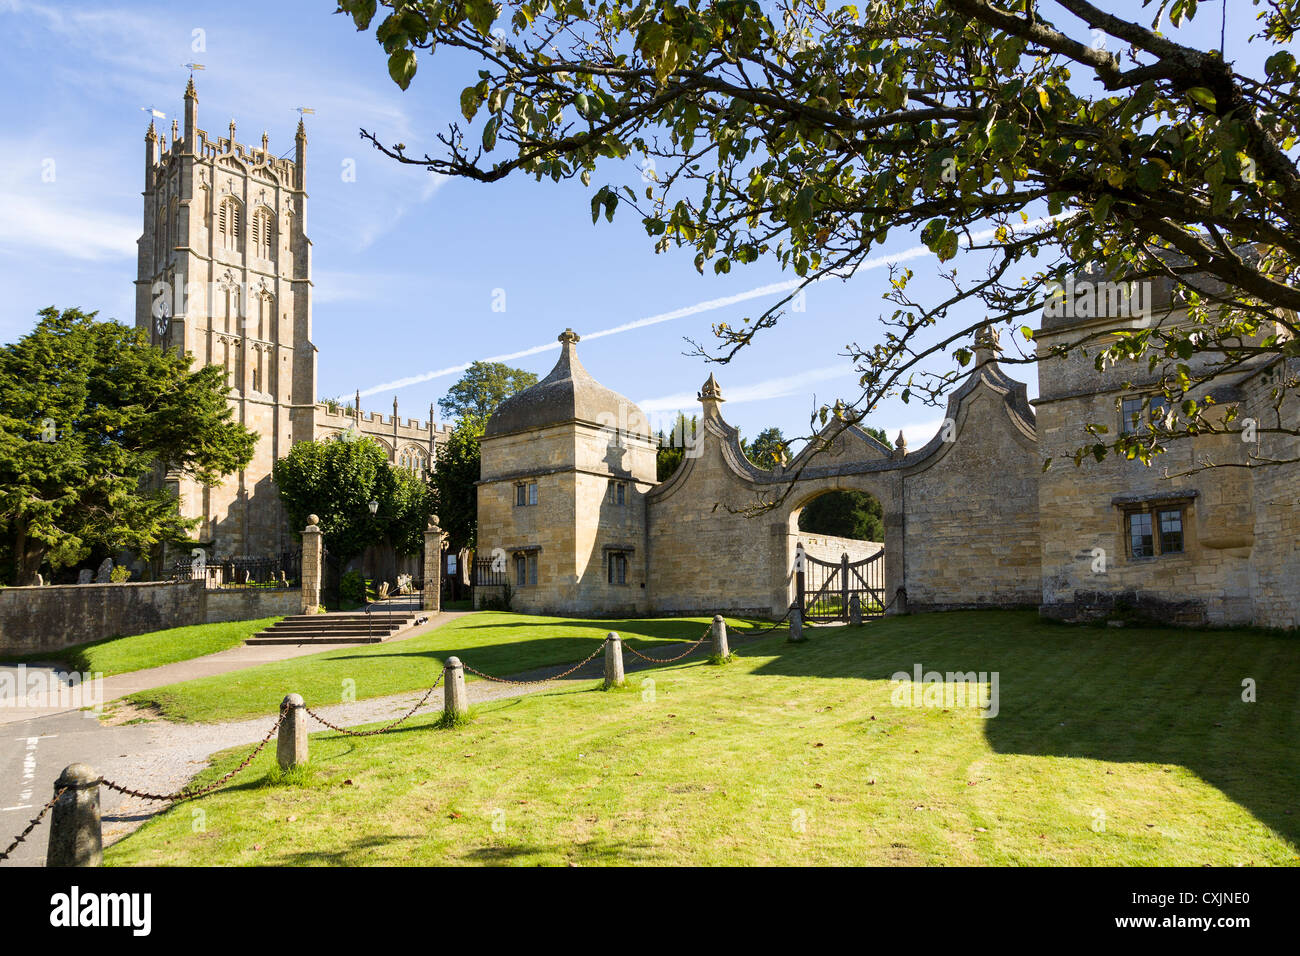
[[894, 587, 908, 615], [444, 657, 468, 720], [711, 615, 730, 658], [46, 764, 102, 867], [789, 604, 806, 643], [277, 694, 308, 770], [849, 594, 863, 626], [604, 633, 625, 689]]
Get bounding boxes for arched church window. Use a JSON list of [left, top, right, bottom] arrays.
[[218, 198, 242, 250], [252, 207, 274, 259]]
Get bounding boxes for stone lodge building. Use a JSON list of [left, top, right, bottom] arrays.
[[135, 83, 448, 561], [477, 312, 1299, 630]]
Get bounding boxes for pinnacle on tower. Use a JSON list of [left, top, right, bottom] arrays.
[[185, 75, 197, 99]]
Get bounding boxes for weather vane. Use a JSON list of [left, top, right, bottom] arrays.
[[184, 62, 206, 75]]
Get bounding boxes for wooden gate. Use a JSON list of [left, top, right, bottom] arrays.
[[794, 545, 885, 623]]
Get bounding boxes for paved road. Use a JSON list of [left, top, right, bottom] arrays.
[[0, 608, 473, 866]]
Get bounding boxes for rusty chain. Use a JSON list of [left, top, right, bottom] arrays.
[[621, 624, 712, 663], [304, 669, 445, 736], [11, 608, 824, 829], [99, 708, 287, 804], [0, 788, 66, 862], [461, 638, 612, 686], [733, 606, 796, 638]]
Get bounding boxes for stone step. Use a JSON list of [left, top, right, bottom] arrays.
[[244, 611, 424, 646], [245, 635, 387, 645], [268, 620, 412, 631]]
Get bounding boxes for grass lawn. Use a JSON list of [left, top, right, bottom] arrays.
[[5, 617, 283, 678], [121, 612, 734, 723], [105, 610, 1300, 866]]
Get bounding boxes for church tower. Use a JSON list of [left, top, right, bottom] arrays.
[[135, 81, 316, 558]]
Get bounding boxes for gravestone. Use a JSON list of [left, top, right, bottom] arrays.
[[77, 569, 93, 585], [94, 559, 114, 584]]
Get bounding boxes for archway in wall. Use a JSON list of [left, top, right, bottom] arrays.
[[789, 489, 887, 621]]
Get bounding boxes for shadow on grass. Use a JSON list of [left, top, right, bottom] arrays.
[[462, 839, 662, 865], [748, 609, 1300, 847]]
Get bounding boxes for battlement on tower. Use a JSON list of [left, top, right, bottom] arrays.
[[152, 128, 299, 183], [313, 402, 453, 439]]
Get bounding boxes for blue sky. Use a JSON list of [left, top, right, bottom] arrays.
[[0, 0, 1244, 450]]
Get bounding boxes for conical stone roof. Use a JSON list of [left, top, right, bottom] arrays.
[[484, 329, 652, 438]]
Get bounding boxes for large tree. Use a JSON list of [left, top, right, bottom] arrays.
[[273, 436, 433, 566], [343, 0, 1300, 474], [429, 416, 484, 551], [0, 308, 255, 585], [428, 360, 540, 550], [437, 360, 539, 422], [799, 489, 885, 542], [743, 426, 788, 469]]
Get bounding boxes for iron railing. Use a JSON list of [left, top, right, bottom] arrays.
[[169, 552, 301, 590]]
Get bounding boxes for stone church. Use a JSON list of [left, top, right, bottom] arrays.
[[477, 308, 1299, 631], [135, 83, 448, 561]]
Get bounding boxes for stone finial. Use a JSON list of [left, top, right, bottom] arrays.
[[427, 515, 441, 531], [893, 431, 907, 460], [558, 328, 581, 346], [228, 119, 237, 142], [975, 325, 1002, 363], [171, 118, 179, 143], [306, 514, 320, 528], [145, 120, 158, 142], [185, 75, 197, 99], [698, 373, 724, 403], [296, 117, 307, 141]]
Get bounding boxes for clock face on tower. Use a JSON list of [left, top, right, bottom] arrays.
[[154, 300, 171, 338]]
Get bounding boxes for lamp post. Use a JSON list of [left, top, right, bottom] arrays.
[[368, 499, 379, 517]]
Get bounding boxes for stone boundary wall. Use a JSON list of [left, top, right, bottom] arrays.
[[794, 533, 883, 565], [0, 581, 299, 656], [203, 588, 301, 625]]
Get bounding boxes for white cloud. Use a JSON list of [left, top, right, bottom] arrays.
[[0, 188, 137, 261]]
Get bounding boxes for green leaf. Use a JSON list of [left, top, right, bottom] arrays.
[[1186, 87, 1217, 111], [387, 49, 418, 90], [348, 0, 378, 31], [460, 85, 485, 122], [465, 0, 497, 37]]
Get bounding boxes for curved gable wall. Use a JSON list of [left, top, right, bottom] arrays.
[[644, 361, 1042, 616]]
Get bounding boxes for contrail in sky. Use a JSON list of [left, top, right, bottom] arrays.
[[358, 215, 1063, 399]]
